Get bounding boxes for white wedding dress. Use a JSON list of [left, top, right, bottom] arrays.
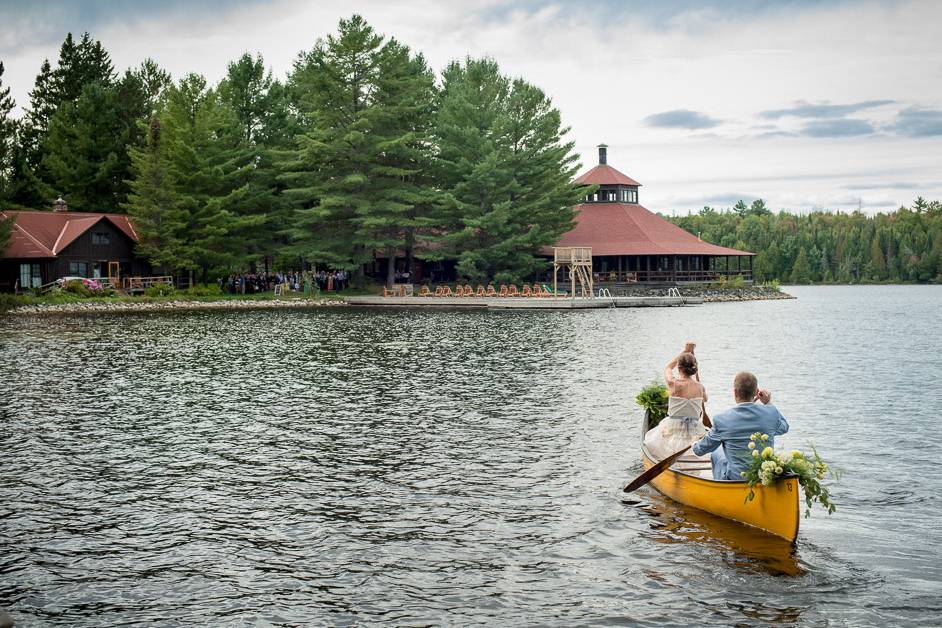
[[643, 397, 711, 465]]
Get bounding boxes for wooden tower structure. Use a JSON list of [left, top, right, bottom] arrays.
[[553, 247, 593, 298]]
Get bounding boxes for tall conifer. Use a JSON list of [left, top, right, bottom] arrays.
[[433, 58, 582, 282], [281, 15, 438, 285], [0, 61, 16, 205]]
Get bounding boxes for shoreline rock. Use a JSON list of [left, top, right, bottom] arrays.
[[611, 285, 794, 302], [9, 298, 347, 316], [7, 286, 792, 315]]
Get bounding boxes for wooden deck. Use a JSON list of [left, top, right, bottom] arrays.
[[345, 295, 702, 309]]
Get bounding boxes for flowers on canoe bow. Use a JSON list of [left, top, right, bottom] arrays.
[[743, 433, 839, 517]]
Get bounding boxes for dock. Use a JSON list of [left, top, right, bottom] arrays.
[[344, 295, 702, 309]]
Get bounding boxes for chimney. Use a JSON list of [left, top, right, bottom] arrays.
[[598, 143, 608, 165], [53, 197, 68, 213]]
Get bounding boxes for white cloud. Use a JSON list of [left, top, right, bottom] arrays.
[[1, 0, 941, 213]]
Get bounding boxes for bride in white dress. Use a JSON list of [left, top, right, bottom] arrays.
[[643, 344, 712, 464]]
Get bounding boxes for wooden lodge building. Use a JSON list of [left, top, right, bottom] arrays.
[[551, 145, 754, 285], [378, 145, 754, 286], [0, 198, 151, 292]]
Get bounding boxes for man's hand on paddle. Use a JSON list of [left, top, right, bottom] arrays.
[[755, 389, 772, 404], [684, 341, 696, 354]]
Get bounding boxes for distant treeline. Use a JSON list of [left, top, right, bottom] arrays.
[[0, 16, 584, 285], [669, 199, 942, 284]]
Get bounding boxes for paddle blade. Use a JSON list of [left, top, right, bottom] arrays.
[[623, 445, 692, 493]]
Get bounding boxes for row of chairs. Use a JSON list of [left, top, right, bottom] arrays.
[[417, 283, 556, 298]]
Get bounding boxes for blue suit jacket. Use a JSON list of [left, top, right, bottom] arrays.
[[692, 402, 789, 480]]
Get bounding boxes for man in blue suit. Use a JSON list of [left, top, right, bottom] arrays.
[[692, 372, 789, 481]]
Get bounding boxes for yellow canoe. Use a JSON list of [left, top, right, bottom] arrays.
[[640, 412, 800, 543]]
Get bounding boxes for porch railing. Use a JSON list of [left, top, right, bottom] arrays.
[[123, 276, 174, 292], [589, 269, 753, 283]]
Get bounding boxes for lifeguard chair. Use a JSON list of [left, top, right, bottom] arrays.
[[553, 247, 593, 298]]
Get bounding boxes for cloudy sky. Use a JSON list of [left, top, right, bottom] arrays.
[[1, 0, 941, 214]]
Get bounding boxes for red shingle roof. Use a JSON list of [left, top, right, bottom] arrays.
[[1, 210, 138, 259], [551, 203, 753, 256], [574, 164, 642, 187]]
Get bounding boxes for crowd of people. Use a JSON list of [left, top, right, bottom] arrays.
[[219, 272, 304, 294], [313, 270, 350, 292]]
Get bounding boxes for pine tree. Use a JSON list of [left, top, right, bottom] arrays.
[[132, 58, 172, 116], [217, 53, 291, 268], [124, 116, 183, 270], [0, 211, 12, 254], [16, 32, 118, 207], [282, 15, 425, 285], [362, 39, 439, 287], [432, 58, 582, 282], [42, 76, 148, 212], [0, 61, 16, 205], [790, 246, 811, 284], [125, 74, 254, 283], [870, 233, 887, 280]]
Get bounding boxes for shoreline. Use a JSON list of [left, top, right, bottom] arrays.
[[5, 286, 792, 315], [8, 298, 347, 316]]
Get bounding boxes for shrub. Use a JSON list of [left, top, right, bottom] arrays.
[[185, 283, 222, 296], [0, 293, 22, 313], [62, 279, 93, 297], [144, 283, 176, 297]]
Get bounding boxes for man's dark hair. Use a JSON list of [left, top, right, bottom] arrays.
[[734, 371, 758, 402]]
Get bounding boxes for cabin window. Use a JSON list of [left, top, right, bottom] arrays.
[[19, 263, 41, 288], [592, 193, 598, 202], [620, 189, 628, 202], [68, 261, 89, 277], [92, 232, 110, 245]]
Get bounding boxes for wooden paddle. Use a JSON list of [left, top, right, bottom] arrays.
[[622, 444, 692, 493]]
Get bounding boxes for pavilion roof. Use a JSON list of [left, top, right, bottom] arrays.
[[550, 203, 754, 256], [573, 164, 642, 187]]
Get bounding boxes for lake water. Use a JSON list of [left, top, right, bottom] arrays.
[[1, 286, 940, 626]]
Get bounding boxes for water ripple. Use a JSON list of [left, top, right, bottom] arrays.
[[2, 286, 941, 626]]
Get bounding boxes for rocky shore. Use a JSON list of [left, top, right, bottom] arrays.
[[10, 298, 347, 315], [7, 286, 791, 315], [614, 285, 794, 302]]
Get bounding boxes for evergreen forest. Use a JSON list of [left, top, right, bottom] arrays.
[[669, 198, 942, 284], [1, 17, 940, 285]]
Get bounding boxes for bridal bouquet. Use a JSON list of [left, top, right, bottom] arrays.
[[635, 380, 669, 426], [742, 432, 839, 517]]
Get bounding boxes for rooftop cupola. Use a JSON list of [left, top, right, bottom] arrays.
[[574, 145, 641, 204], [53, 197, 68, 213]]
